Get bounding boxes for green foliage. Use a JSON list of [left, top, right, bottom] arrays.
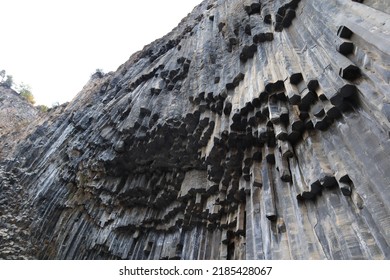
[[36, 105, 49, 112], [0, 70, 44, 108], [17, 83, 35, 105], [20, 91, 35, 104]]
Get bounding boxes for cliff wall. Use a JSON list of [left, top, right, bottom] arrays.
[[1, 0, 389, 259]]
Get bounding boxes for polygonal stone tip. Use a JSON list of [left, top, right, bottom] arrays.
[[290, 73, 303, 85], [266, 213, 277, 221], [339, 65, 361, 81], [264, 14, 272, 24], [289, 93, 301, 105], [321, 176, 338, 188], [244, 3, 261, 16], [307, 79, 319, 91], [337, 41, 355, 56], [326, 106, 342, 119], [337, 26, 353, 39], [339, 84, 357, 98], [340, 183, 352, 196]]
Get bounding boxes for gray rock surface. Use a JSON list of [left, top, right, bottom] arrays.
[[0, 86, 39, 159], [1, 0, 389, 259]]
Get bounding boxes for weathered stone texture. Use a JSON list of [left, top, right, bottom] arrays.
[[0, 86, 39, 159], [1, 0, 390, 259]]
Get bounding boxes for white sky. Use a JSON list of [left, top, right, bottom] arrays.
[[0, 0, 203, 106]]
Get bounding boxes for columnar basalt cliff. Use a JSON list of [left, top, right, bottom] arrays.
[[1, 0, 389, 260]]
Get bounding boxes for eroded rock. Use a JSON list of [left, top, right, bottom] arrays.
[[1, 0, 390, 260]]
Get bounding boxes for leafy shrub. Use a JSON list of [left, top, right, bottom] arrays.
[[36, 105, 49, 112], [18, 83, 35, 105]]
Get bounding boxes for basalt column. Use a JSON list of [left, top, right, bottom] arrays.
[[1, 0, 389, 260]]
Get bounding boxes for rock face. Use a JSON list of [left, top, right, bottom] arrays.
[[0, 86, 39, 159], [0, 86, 38, 259], [1, 0, 390, 260]]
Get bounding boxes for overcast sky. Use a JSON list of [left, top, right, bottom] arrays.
[[0, 0, 203, 106]]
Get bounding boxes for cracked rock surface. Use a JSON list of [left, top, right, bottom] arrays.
[[1, 0, 389, 259]]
